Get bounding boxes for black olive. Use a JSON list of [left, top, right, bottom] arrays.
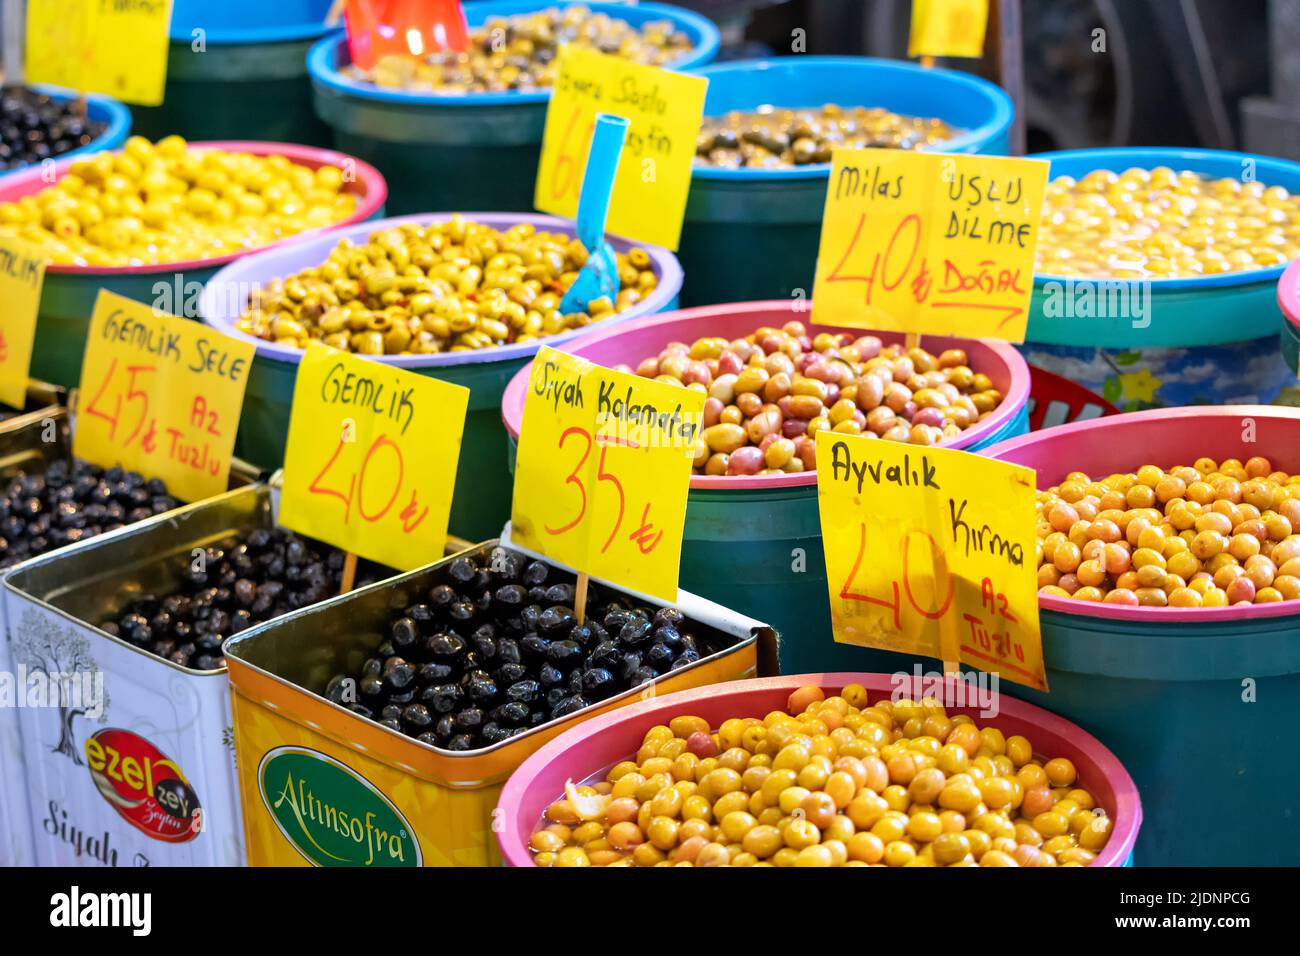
[[522, 560, 549, 587], [580, 668, 617, 700], [435, 715, 456, 739], [382, 657, 416, 691], [495, 662, 528, 685], [495, 700, 530, 726], [408, 603, 436, 627], [654, 625, 681, 648], [416, 732, 440, 747], [381, 704, 403, 722], [422, 683, 463, 714], [545, 687, 568, 709], [497, 638, 522, 665], [654, 607, 685, 628], [539, 606, 574, 632], [603, 607, 631, 631], [520, 604, 542, 631], [520, 634, 550, 662], [568, 623, 595, 647], [380, 718, 402, 732], [359, 674, 385, 700], [446, 735, 475, 751], [362, 657, 384, 677], [386, 688, 416, 705], [545, 583, 576, 604], [401, 703, 434, 730], [646, 642, 674, 669], [348, 704, 374, 719], [453, 707, 484, 733], [448, 556, 476, 583], [618, 618, 653, 647], [470, 626, 497, 659], [426, 632, 467, 660], [481, 724, 511, 745], [429, 584, 457, 607], [418, 661, 455, 683], [494, 583, 527, 606], [390, 617, 420, 650], [506, 679, 542, 703], [449, 601, 477, 621], [488, 547, 524, 579], [631, 666, 658, 687], [464, 675, 499, 704], [552, 695, 589, 718], [545, 639, 584, 669], [538, 663, 565, 687]]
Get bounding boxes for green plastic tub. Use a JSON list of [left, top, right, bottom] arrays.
[[984, 405, 1300, 866], [1022, 148, 1300, 409], [199, 213, 683, 542], [501, 301, 1032, 672], [131, 0, 336, 146], [677, 57, 1014, 307], [306, 1, 720, 215], [0, 141, 386, 389]]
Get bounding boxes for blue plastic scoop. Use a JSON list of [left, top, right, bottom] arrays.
[[559, 113, 630, 316]]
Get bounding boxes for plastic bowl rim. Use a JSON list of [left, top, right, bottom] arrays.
[[1030, 146, 1300, 292], [685, 55, 1015, 183], [495, 672, 1143, 869], [0, 88, 132, 177], [984, 403, 1300, 623], [500, 299, 1033, 490], [198, 211, 684, 369], [0, 140, 388, 276], [305, 0, 721, 108], [1278, 257, 1300, 329]]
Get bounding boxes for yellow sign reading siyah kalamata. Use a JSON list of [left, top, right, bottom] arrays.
[[512, 346, 705, 601], [279, 342, 468, 572], [815, 430, 1046, 690], [74, 290, 253, 503], [0, 238, 45, 408]]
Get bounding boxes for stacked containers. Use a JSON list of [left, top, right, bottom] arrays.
[[305, 0, 720, 214], [131, 0, 337, 145], [1023, 148, 1300, 409], [0, 89, 131, 180], [199, 212, 684, 542], [678, 57, 1014, 306], [0, 141, 386, 389], [495, 673, 1143, 867], [224, 541, 769, 867], [984, 406, 1300, 865], [501, 301, 1033, 674]]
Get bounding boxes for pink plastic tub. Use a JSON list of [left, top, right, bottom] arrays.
[[1280, 259, 1300, 392], [496, 673, 1143, 867]]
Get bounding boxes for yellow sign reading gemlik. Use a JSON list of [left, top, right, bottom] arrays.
[[0, 238, 45, 409], [816, 430, 1046, 690], [812, 148, 1048, 343], [511, 346, 704, 602], [534, 46, 706, 251]]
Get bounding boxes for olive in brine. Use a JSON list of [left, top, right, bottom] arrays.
[[619, 618, 653, 647], [539, 606, 574, 633], [496, 662, 528, 685], [545, 639, 583, 669], [581, 668, 617, 700], [552, 695, 589, 719], [401, 703, 434, 731], [465, 674, 499, 704], [507, 679, 542, 704], [422, 683, 463, 714]]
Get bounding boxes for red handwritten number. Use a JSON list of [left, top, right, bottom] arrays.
[[549, 107, 593, 202], [309, 432, 428, 533], [545, 427, 592, 535], [84, 357, 122, 436], [901, 529, 955, 620], [596, 446, 625, 554], [839, 522, 954, 626], [839, 521, 902, 629], [826, 212, 923, 307], [308, 432, 357, 521], [84, 358, 155, 447], [357, 436, 402, 524]]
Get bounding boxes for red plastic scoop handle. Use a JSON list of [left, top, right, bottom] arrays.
[[345, 0, 470, 71]]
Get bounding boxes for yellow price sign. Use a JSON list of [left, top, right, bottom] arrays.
[[279, 343, 468, 572], [908, 0, 989, 59], [534, 46, 707, 251], [0, 238, 46, 408], [74, 290, 253, 503], [26, 0, 173, 107], [816, 431, 1046, 690], [511, 346, 704, 601], [812, 149, 1048, 342]]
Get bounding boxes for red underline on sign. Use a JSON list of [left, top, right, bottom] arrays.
[[930, 302, 1025, 330], [959, 644, 1039, 682], [596, 434, 642, 449]]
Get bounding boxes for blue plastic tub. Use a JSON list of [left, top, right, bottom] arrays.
[[1023, 147, 1300, 409], [0, 88, 130, 178], [307, 0, 720, 214], [678, 56, 1014, 306], [985, 405, 1300, 866], [501, 301, 1032, 675], [131, 0, 336, 145]]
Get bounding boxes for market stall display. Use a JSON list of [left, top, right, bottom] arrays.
[[984, 405, 1300, 866], [502, 301, 1031, 673], [677, 57, 1012, 306], [1023, 148, 1300, 410], [224, 541, 768, 867], [0, 87, 130, 176], [496, 674, 1142, 867], [0, 138, 386, 388], [306, 1, 719, 214], [130, 0, 336, 146], [200, 212, 683, 542]]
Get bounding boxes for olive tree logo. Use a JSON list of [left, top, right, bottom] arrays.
[[10, 608, 109, 765]]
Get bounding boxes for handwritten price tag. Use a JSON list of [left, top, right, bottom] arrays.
[[0, 238, 45, 409], [812, 149, 1048, 342], [908, 0, 989, 59], [816, 430, 1046, 690], [26, 0, 173, 107], [511, 346, 704, 601], [279, 343, 468, 572], [75, 290, 253, 503], [534, 46, 707, 251]]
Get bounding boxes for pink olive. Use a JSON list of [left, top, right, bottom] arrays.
[[727, 446, 765, 476]]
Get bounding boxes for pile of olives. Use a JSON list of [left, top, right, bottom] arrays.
[[325, 547, 720, 751], [0, 460, 179, 571], [101, 527, 345, 671], [1, 87, 106, 171], [695, 105, 959, 169]]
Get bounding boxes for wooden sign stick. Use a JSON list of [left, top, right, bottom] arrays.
[[574, 571, 590, 626], [920, 55, 936, 68], [339, 551, 358, 595]]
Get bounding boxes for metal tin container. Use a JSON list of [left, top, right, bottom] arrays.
[[2, 481, 378, 866], [224, 540, 771, 867]]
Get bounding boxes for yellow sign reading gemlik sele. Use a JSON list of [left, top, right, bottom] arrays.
[[75, 290, 253, 503], [908, 0, 989, 59], [26, 0, 173, 107], [812, 148, 1048, 343], [815, 430, 1046, 691], [279, 343, 468, 572], [0, 238, 46, 409], [512, 346, 704, 602], [534, 46, 707, 251]]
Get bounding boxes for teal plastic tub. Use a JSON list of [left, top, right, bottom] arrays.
[[1278, 258, 1300, 404], [0, 88, 130, 178], [501, 301, 1032, 674], [199, 213, 683, 542], [306, 0, 720, 214], [984, 405, 1300, 866], [131, 0, 336, 146], [678, 57, 1014, 307], [0, 140, 386, 389], [1023, 148, 1300, 409]]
